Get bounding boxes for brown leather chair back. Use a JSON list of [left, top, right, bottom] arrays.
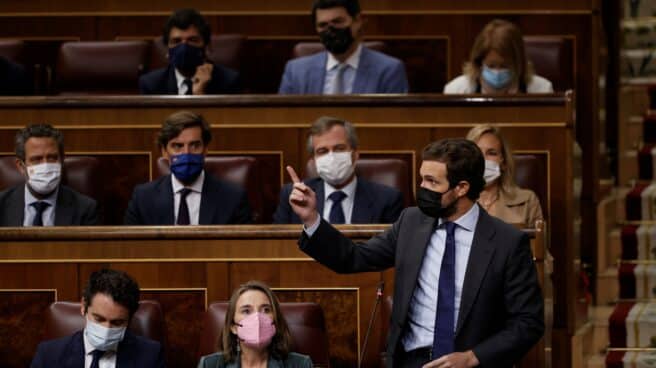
[[523, 36, 574, 92], [0, 156, 101, 201], [513, 154, 548, 217], [44, 300, 167, 345], [293, 41, 386, 59], [0, 40, 25, 64], [304, 157, 412, 207], [197, 302, 330, 366], [54, 41, 148, 94], [156, 156, 265, 223], [150, 35, 246, 71]]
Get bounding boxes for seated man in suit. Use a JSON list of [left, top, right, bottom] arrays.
[[273, 116, 403, 224], [125, 111, 251, 225], [139, 8, 241, 95], [0, 124, 98, 226], [0, 56, 32, 95], [285, 138, 544, 367], [30, 269, 165, 368], [278, 0, 408, 94]]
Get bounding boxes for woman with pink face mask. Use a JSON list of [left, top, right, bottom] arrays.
[[197, 281, 312, 368]]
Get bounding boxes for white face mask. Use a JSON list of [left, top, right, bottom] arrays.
[[484, 160, 501, 184], [84, 318, 127, 351], [26, 162, 61, 195], [315, 151, 355, 186]]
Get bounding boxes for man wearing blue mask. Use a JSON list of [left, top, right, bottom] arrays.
[[30, 269, 165, 368], [139, 8, 241, 95], [124, 111, 251, 225]]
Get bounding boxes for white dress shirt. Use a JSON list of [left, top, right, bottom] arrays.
[[323, 43, 362, 94], [174, 68, 192, 95], [322, 177, 357, 224], [83, 330, 117, 368], [23, 185, 57, 226], [171, 170, 204, 225], [402, 204, 480, 351]]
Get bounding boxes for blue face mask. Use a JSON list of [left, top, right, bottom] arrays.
[[481, 65, 513, 90], [170, 153, 204, 183], [168, 43, 205, 73]]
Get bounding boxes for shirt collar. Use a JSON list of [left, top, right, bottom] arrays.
[[171, 170, 205, 194], [174, 68, 189, 90], [438, 202, 479, 232], [324, 176, 358, 201], [325, 43, 362, 71], [24, 184, 58, 207]]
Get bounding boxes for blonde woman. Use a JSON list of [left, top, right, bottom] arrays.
[[445, 19, 553, 94], [467, 124, 543, 227]]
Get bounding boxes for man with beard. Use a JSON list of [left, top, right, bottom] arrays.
[[278, 0, 408, 95], [139, 8, 241, 95]]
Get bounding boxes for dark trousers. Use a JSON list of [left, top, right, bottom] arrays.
[[395, 347, 432, 367]]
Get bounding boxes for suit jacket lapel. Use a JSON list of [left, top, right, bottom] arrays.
[[352, 47, 372, 93], [456, 209, 496, 335], [309, 52, 327, 94], [199, 174, 216, 225], [54, 187, 73, 226], [158, 176, 175, 224], [60, 331, 85, 368], [116, 332, 136, 368], [6, 185, 25, 226], [351, 180, 374, 223], [167, 66, 178, 94], [314, 180, 325, 218]]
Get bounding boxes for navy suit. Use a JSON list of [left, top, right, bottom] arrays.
[[30, 330, 165, 368], [278, 46, 408, 94], [139, 64, 241, 95], [273, 177, 403, 224], [0, 185, 98, 226], [124, 174, 251, 225]]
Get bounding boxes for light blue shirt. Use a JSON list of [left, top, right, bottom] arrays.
[[23, 185, 58, 226], [322, 44, 361, 94], [402, 204, 479, 351]]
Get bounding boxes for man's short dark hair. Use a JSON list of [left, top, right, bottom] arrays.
[[162, 8, 211, 47], [15, 124, 64, 162], [312, 0, 361, 24], [422, 138, 486, 200], [157, 110, 212, 149], [82, 269, 140, 318]]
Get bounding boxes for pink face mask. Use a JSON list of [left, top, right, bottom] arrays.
[[236, 312, 277, 349]]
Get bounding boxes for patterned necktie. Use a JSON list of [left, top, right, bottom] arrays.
[[177, 188, 192, 225], [31, 201, 50, 226], [328, 191, 347, 224], [183, 78, 193, 95], [89, 349, 105, 368], [432, 221, 457, 359], [332, 64, 348, 95]]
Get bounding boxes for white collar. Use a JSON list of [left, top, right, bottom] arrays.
[[171, 170, 205, 194], [174, 68, 190, 91], [437, 202, 480, 232], [324, 176, 358, 201], [326, 43, 362, 71], [24, 184, 58, 206]]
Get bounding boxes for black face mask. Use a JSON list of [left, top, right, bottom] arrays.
[[416, 187, 457, 219], [319, 26, 355, 55]]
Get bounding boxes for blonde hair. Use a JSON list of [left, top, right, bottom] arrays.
[[466, 124, 517, 192], [463, 19, 534, 88]]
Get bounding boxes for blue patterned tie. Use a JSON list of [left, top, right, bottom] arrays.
[[328, 191, 347, 224], [89, 349, 105, 368], [432, 221, 457, 359]]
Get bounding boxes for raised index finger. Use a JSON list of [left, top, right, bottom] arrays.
[[286, 165, 301, 184]]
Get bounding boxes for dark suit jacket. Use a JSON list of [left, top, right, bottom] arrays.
[[0, 185, 98, 226], [272, 177, 403, 224], [124, 174, 252, 225], [299, 206, 544, 368], [30, 330, 165, 368], [138, 64, 241, 95], [0, 57, 32, 95]]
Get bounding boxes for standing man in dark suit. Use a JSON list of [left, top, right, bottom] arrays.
[[0, 124, 98, 226], [139, 8, 241, 95], [286, 138, 543, 367], [125, 111, 251, 225], [273, 116, 403, 224], [30, 269, 165, 368], [278, 0, 408, 94]]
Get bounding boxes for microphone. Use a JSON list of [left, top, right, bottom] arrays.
[[359, 281, 385, 368]]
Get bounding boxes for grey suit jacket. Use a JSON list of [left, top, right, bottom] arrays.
[[197, 352, 312, 368], [0, 184, 98, 226], [299, 205, 544, 368]]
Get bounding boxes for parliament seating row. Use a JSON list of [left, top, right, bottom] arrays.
[[45, 300, 330, 366], [0, 35, 574, 94], [0, 153, 548, 225]]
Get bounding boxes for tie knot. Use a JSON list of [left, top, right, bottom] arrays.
[[31, 201, 50, 213], [179, 188, 192, 198], [91, 349, 105, 359], [444, 221, 457, 236], [329, 190, 347, 203]]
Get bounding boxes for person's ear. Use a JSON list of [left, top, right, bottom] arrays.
[[161, 147, 170, 162], [456, 181, 470, 198], [80, 298, 86, 317], [352, 149, 359, 163], [15, 159, 26, 177]]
